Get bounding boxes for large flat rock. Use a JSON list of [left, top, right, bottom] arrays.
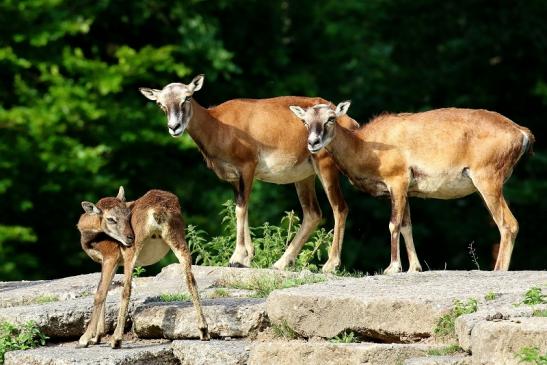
[[4, 341, 176, 365], [133, 298, 268, 339], [248, 340, 444, 365], [404, 355, 471, 365], [267, 271, 547, 342], [470, 317, 547, 365]]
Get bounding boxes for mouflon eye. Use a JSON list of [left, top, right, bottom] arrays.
[[106, 217, 117, 224]]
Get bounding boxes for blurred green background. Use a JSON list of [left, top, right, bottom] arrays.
[[0, 0, 545, 280]]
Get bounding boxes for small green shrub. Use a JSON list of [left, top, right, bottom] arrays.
[[186, 200, 331, 269], [427, 344, 462, 356], [0, 321, 48, 364], [434, 298, 478, 338], [484, 292, 497, 301], [532, 309, 547, 317], [132, 266, 146, 278], [330, 330, 359, 343], [516, 346, 547, 365], [271, 321, 298, 340], [218, 274, 325, 298], [159, 293, 191, 302], [522, 287, 546, 306], [33, 295, 58, 305]]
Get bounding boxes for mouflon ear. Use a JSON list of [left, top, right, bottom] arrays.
[[188, 74, 205, 93], [289, 105, 307, 120], [139, 87, 161, 101], [116, 186, 126, 202], [81, 201, 101, 215], [335, 100, 351, 117]]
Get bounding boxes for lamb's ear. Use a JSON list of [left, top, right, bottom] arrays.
[[289, 105, 307, 120], [81, 201, 101, 215], [335, 100, 351, 117], [116, 186, 126, 202], [188, 74, 204, 93], [139, 87, 161, 101]]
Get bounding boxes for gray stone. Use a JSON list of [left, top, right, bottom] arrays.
[[4, 341, 176, 365], [172, 339, 250, 365], [404, 355, 471, 365], [248, 340, 444, 365], [133, 298, 268, 339], [455, 304, 546, 351], [267, 271, 547, 342], [470, 317, 547, 365]]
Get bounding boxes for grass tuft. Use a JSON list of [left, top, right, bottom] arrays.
[[32, 295, 59, 305], [484, 292, 497, 301], [0, 321, 48, 364], [434, 298, 478, 338], [271, 321, 298, 340], [532, 309, 547, 317], [209, 288, 230, 299], [427, 344, 462, 356], [218, 274, 326, 298], [522, 287, 546, 306], [515, 346, 547, 365], [159, 293, 191, 302]]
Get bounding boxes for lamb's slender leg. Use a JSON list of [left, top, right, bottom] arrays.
[[78, 255, 119, 348], [110, 247, 139, 349], [470, 172, 518, 270], [273, 175, 322, 270], [93, 298, 107, 344], [313, 154, 349, 273], [384, 181, 408, 274], [401, 202, 422, 272], [164, 219, 209, 340], [229, 166, 255, 268]]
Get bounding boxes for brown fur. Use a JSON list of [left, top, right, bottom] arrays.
[[77, 190, 209, 349], [305, 107, 534, 273]]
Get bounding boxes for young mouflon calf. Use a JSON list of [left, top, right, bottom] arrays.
[[77, 187, 209, 348], [290, 103, 534, 273]]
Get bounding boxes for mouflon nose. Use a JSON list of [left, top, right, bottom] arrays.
[[168, 123, 181, 132], [308, 138, 321, 150], [126, 235, 135, 244]]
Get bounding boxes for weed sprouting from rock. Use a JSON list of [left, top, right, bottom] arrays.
[[0, 321, 48, 364], [434, 298, 478, 338], [271, 321, 298, 340], [515, 346, 547, 365]]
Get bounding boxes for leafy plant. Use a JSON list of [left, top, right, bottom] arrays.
[[427, 344, 462, 356], [271, 321, 298, 340], [217, 274, 326, 298], [484, 292, 497, 301], [434, 298, 478, 338], [159, 293, 191, 302], [132, 266, 146, 278], [330, 330, 359, 343], [522, 287, 546, 306], [516, 347, 547, 365], [0, 321, 48, 364]]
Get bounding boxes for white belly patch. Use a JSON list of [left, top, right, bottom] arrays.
[[255, 151, 314, 184], [409, 169, 476, 199]]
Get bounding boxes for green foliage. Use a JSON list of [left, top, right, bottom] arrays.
[[0, 321, 48, 364], [522, 287, 546, 306], [217, 274, 326, 298], [427, 344, 462, 356], [516, 347, 547, 365], [484, 292, 498, 301], [187, 200, 330, 270], [271, 321, 299, 340], [158, 293, 191, 303], [532, 309, 547, 317], [435, 298, 478, 338], [1, 1, 547, 280], [132, 266, 146, 278], [330, 330, 359, 343]]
